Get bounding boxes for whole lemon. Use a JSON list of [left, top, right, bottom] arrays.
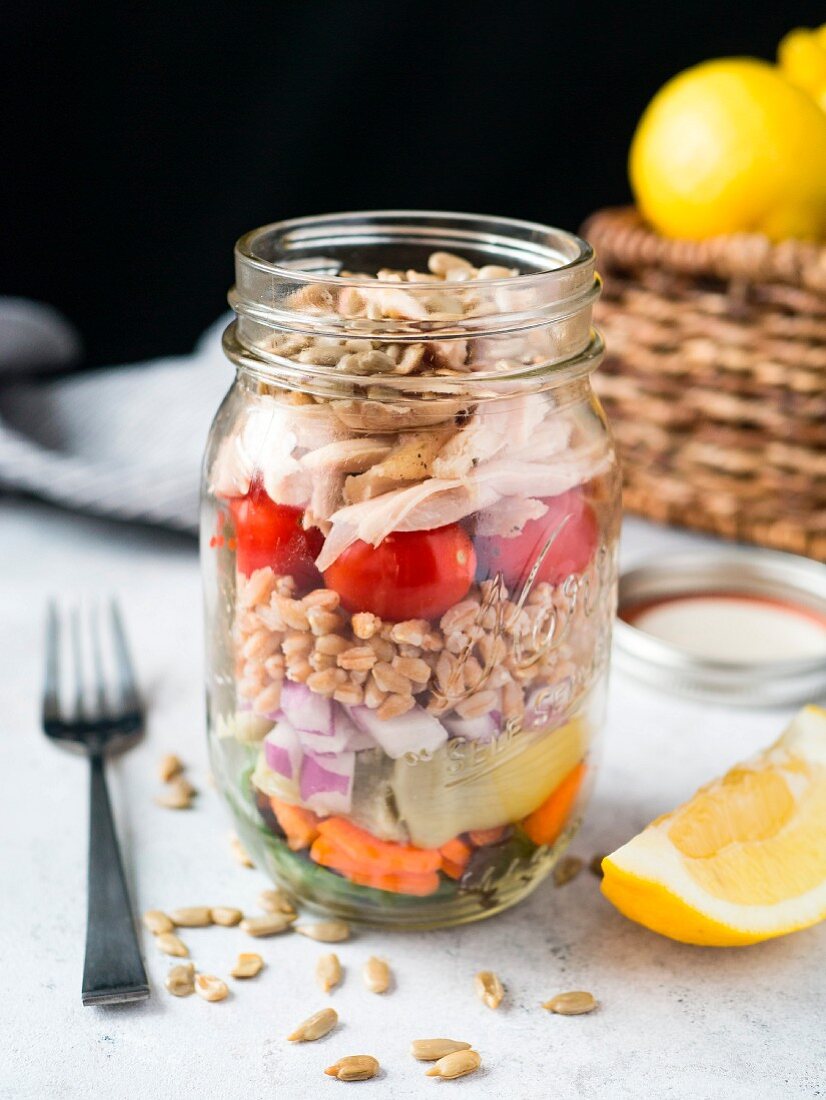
[[629, 58, 826, 240], [779, 25, 826, 111]]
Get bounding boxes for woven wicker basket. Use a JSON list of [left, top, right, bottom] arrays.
[[581, 206, 826, 562]]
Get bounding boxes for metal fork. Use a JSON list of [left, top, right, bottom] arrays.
[[42, 600, 150, 1006]]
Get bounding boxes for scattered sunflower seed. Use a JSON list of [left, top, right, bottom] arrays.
[[231, 952, 264, 979], [425, 1049, 481, 1080], [589, 853, 606, 878], [362, 956, 390, 994], [258, 887, 296, 916], [287, 1006, 338, 1042], [229, 832, 255, 868], [142, 909, 174, 935], [169, 906, 213, 928], [156, 931, 189, 958], [410, 1039, 472, 1062], [154, 777, 195, 810], [165, 962, 196, 997], [158, 753, 183, 783], [316, 953, 342, 993], [211, 906, 243, 927], [295, 920, 350, 943], [542, 991, 597, 1015], [195, 974, 229, 1002], [324, 1055, 379, 1082], [475, 970, 504, 1009], [240, 912, 294, 937], [553, 855, 584, 886]]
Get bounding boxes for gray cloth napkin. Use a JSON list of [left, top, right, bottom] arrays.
[[0, 300, 233, 532]]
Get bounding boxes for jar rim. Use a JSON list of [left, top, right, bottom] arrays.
[[222, 319, 605, 401], [235, 209, 595, 289]]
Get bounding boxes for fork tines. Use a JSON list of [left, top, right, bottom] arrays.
[[43, 599, 143, 740]]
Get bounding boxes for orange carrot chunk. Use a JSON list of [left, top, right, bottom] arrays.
[[310, 836, 440, 896], [270, 797, 320, 851], [439, 837, 472, 879], [521, 762, 587, 847], [440, 837, 472, 865], [317, 817, 442, 874]]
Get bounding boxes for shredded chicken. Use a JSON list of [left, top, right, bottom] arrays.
[[315, 440, 610, 571], [430, 395, 547, 479], [473, 497, 548, 538], [300, 437, 393, 475], [344, 429, 454, 503]]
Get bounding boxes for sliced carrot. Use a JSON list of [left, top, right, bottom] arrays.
[[468, 826, 508, 847], [310, 836, 440, 896], [441, 859, 465, 881], [270, 797, 320, 851], [439, 837, 472, 880], [440, 837, 472, 865], [317, 817, 442, 874], [521, 762, 587, 847]]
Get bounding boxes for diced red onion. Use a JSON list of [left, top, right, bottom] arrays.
[[263, 717, 303, 780], [281, 681, 376, 754], [280, 681, 334, 735], [443, 711, 501, 743], [299, 751, 355, 814], [350, 705, 446, 760]]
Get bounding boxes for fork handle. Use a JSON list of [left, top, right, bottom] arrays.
[[82, 753, 150, 1006]]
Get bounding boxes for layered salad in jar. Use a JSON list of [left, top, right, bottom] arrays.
[[203, 239, 619, 925]]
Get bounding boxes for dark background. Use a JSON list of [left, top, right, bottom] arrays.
[[3, 1, 822, 367]]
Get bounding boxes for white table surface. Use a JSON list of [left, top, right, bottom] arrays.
[[2, 500, 823, 1100]]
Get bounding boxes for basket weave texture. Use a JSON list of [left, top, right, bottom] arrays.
[[582, 206, 826, 562]]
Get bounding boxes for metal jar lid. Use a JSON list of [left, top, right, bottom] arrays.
[[614, 547, 826, 707]]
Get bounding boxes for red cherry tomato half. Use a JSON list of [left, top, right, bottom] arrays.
[[323, 524, 477, 622], [475, 490, 598, 591], [228, 479, 324, 589]]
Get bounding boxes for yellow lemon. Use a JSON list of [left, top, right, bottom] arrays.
[[779, 25, 826, 112], [629, 58, 826, 240], [601, 706, 826, 946]]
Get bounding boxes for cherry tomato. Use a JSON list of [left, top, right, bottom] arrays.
[[228, 478, 324, 588], [475, 490, 598, 591], [323, 524, 476, 622]]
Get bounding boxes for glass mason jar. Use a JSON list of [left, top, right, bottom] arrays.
[[202, 212, 620, 928]]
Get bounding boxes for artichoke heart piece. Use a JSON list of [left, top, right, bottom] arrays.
[[391, 716, 589, 850]]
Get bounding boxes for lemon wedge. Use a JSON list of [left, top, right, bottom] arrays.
[[602, 706, 826, 946]]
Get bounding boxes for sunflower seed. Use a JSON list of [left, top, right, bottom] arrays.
[[589, 853, 606, 878], [142, 909, 174, 935], [553, 855, 584, 886], [156, 932, 189, 957], [229, 832, 255, 868], [324, 1055, 379, 1081], [158, 753, 183, 782], [231, 952, 264, 979], [316, 953, 342, 993], [362, 956, 390, 994], [154, 778, 195, 809], [425, 1049, 481, 1079], [475, 970, 504, 1009], [287, 1006, 338, 1042], [165, 962, 195, 997], [258, 887, 297, 917], [295, 920, 350, 943], [195, 974, 229, 1002], [410, 1039, 472, 1062], [240, 912, 294, 937], [542, 990, 597, 1015], [169, 906, 213, 928], [211, 906, 243, 927]]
